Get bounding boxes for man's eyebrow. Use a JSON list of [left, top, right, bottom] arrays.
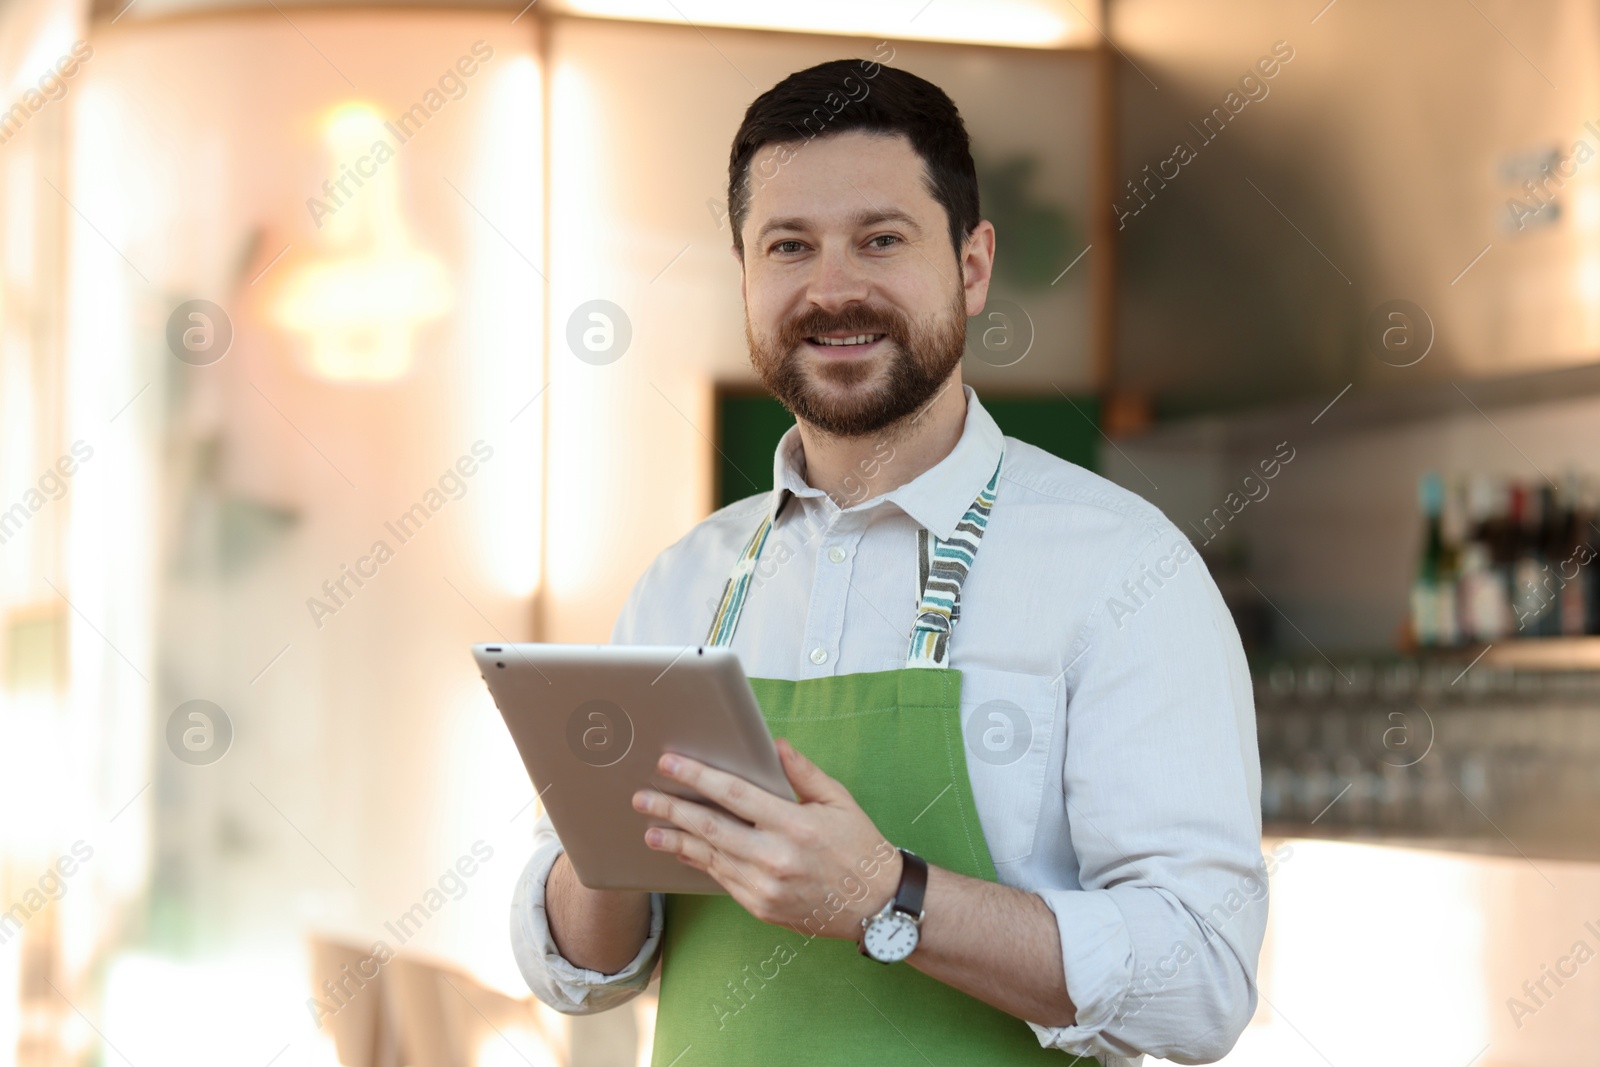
[[753, 208, 923, 247]]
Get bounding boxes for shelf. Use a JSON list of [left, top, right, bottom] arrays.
[[1253, 636, 1600, 674], [1476, 636, 1600, 670], [1115, 357, 1600, 450], [1263, 821, 1600, 865]]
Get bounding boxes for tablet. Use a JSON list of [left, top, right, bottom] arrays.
[[473, 643, 794, 894]]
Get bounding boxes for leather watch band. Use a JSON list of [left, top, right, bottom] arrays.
[[892, 848, 928, 918]]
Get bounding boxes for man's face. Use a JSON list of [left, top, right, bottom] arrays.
[[738, 130, 989, 438]]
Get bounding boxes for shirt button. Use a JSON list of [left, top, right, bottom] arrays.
[[827, 546, 846, 564], [809, 647, 828, 665]]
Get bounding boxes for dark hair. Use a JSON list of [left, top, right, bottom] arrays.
[[727, 58, 980, 259]]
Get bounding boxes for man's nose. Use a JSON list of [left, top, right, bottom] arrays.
[[803, 245, 871, 312]]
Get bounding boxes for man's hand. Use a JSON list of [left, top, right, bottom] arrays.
[[631, 737, 903, 937], [633, 737, 1077, 1026]]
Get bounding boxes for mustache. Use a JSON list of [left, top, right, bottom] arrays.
[[747, 287, 968, 438], [778, 304, 913, 350]]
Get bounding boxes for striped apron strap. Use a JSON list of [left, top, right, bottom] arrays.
[[704, 511, 775, 647], [703, 449, 1004, 662], [906, 450, 1003, 669]]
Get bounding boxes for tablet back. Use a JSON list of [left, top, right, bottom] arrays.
[[473, 643, 794, 894]]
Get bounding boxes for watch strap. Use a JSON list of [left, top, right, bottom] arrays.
[[891, 848, 927, 919]]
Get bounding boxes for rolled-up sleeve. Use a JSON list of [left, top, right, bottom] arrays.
[[1024, 523, 1266, 1063], [508, 811, 665, 1013]]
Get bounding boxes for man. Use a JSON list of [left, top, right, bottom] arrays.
[[512, 59, 1265, 1065]]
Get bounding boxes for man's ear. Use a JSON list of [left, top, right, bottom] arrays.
[[960, 220, 997, 317]]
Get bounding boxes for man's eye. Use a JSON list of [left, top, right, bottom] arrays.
[[773, 240, 805, 254], [868, 234, 901, 249]]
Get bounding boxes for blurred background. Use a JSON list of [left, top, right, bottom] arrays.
[[1, 0, 1598, 1063]]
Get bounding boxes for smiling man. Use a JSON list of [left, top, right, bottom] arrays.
[[511, 60, 1265, 1065]]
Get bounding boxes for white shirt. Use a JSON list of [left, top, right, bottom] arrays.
[[510, 386, 1265, 1064]]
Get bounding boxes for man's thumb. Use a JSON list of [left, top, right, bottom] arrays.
[[778, 737, 841, 803]]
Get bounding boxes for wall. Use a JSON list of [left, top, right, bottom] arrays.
[[1111, 0, 1600, 415], [1104, 385, 1600, 654], [55, 16, 550, 1061]]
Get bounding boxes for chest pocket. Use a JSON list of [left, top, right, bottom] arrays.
[[955, 665, 1060, 872]]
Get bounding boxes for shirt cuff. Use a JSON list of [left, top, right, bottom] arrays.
[[1025, 887, 1138, 1059], [509, 845, 664, 1014]]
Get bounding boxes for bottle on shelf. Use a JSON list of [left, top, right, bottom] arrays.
[[1439, 475, 1466, 645], [1555, 470, 1597, 636], [1415, 468, 1600, 642], [1410, 472, 1447, 647], [1487, 477, 1521, 639], [1458, 474, 1510, 643], [1509, 483, 1546, 635], [1534, 484, 1563, 637], [1584, 473, 1600, 634]]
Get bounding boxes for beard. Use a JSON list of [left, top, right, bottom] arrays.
[[746, 286, 967, 438]]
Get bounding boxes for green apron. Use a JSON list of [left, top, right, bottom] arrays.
[[651, 452, 1090, 1065]]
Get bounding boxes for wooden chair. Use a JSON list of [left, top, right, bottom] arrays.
[[307, 936, 570, 1067]]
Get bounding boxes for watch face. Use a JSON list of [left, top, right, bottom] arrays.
[[862, 911, 919, 962]]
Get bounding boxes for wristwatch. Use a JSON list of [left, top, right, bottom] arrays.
[[859, 848, 927, 964]]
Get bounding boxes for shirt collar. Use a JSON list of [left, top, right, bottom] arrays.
[[766, 385, 1004, 542]]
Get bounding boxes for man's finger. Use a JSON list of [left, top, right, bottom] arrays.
[[648, 827, 725, 879], [636, 788, 762, 857], [656, 753, 798, 828], [646, 819, 763, 896]]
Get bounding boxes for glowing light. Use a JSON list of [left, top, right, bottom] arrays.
[[274, 254, 453, 381], [546, 60, 612, 602], [272, 102, 452, 383], [464, 57, 544, 597], [547, 0, 1096, 48], [62, 75, 155, 909]]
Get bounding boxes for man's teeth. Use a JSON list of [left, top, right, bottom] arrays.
[[812, 334, 882, 346]]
